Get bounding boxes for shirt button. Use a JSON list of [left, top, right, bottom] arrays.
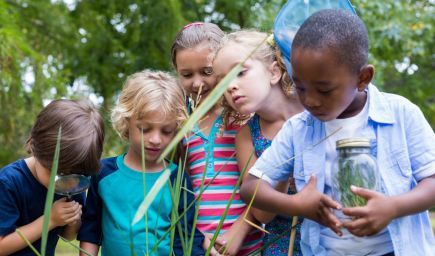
[[207, 163, 213, 168]]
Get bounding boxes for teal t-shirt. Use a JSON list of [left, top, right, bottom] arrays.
[[100, 155, 173, 256]]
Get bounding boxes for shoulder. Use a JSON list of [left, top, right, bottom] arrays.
[[370, 85, 425, 122], [0, 160, 28, 186], [96, 156, 120, 181]]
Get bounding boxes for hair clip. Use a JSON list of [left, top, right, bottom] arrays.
[[183, 22, 204, 30], [266, 34, 275, 46]]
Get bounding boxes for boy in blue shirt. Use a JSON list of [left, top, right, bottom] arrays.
[[241, 9, 435, 255], [0, 99, 105, 255], [78, 70, 205, 256]]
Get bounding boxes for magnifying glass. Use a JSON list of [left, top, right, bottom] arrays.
[[54, 174, 91, 201]]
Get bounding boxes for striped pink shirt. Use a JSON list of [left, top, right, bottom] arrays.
[[183, 115, 263, 255]]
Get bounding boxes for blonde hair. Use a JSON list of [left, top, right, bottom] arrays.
[[214, 30, 296, 127], [171, 22, 225, 68], [111, 70, 188, 140], [217, 30, 294, 97]]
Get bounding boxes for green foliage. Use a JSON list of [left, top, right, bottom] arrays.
[[0, 0, 433, 167]]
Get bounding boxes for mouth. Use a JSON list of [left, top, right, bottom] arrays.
[[145, 148, 161, 155], [232, 95, 245, 104]]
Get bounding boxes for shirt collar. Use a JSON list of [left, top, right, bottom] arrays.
[[298, 83, 395, 125]]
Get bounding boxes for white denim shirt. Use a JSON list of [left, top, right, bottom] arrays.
[[249, 84, 435, 256]]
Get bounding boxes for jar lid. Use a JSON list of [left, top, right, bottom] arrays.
[[336, 138, 370, 148]]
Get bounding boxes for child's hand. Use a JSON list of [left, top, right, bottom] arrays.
[[50, 198, 82, 228], [213, 228, 244, 256], [341, 185, 395, 237], [297, 175, 343, 235], [203, 233, 226, 256]]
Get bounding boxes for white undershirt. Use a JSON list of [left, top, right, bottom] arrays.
[[321, 93, 394, 255]]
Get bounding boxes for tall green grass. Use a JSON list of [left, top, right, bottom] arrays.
[[20, 37, 275, 256]]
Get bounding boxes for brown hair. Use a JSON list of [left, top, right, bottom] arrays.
[[171, 22, 225, 68], [111, 69, 188, 141], [25, 99, 105, 176]]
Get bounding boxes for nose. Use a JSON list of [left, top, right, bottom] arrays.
[[192, 77, 204, 91], [148, 131, 162, 146], [226, 80, 238, 92], [303, 93, 321, 108]]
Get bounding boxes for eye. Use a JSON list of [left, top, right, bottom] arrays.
[[203, 67, 213, 76], [237, 69, 247, 77], [138, 126, 150, 133], [180, 73, 192, 78], [162, 129, 175, 135]]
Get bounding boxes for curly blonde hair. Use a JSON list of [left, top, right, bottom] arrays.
[[214, 30, 296, 127], [111, 70, 188, 141]]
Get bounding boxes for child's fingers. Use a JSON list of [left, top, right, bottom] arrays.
[[341, 205, 367, 218], [350, 185, 379, 200], [341, 217, 367, 231], [320, 194, 342, 210]]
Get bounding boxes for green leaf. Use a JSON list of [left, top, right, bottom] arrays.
[[41, 126, 61, 256], [132, 167, 172, 225]]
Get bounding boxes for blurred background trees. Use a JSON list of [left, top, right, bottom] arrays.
[[1, 0, 433, 166]]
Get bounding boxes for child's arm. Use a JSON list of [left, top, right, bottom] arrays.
[[77, 175, 103, 255], [235, 126, 289, 224], [241, 174, 342, 235], [79, 241, 99, 256], [343, 104, 435, 236], [0, 198, 81, 255]]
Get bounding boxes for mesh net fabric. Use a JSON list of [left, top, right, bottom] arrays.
[[273, 0, 356, 74]]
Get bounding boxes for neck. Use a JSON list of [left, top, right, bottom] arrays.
[[257, 88, 303, 124], [124, 151, 165, 173], [26, 157, 50, 187]]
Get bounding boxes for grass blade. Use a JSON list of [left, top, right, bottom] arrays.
[[41, 126, 61, 256], [132, 167, 172, 225], [158, 63, 242, 162], [16, 228, 41, 256], [58, 236, 92, 256], [158, 34, 268, 163]]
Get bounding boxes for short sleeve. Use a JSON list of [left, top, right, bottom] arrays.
[[173, 171, 205, 256], [77, 174, 102, 245], [0, 180, 20, 236], [405, 104, 435, 181], [249, 119, 295, 187]]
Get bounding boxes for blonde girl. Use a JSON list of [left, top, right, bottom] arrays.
[[213, 30, 304, 255]]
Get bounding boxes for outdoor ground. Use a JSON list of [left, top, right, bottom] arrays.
[[55, 214, 435, 255]]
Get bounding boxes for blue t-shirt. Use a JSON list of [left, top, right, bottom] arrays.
[[0, 159, 85, 256], [78, 155, 204, 256]]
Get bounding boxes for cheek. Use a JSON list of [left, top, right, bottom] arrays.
[[223, 92, 237, 109], [178, 78, 192, 92], [204, 75, 217, 87]]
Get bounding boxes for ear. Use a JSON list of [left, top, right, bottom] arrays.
[[269, 61, 282, 85], [357, 65, 375, 92]]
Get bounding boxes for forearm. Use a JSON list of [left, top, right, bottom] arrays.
[[391, 175, 435, 218], [61, 220, 81, 241], [0, 216, 56, 256], [250, 180, 289, 224], [79, 241, 99, 256], [240, 175, 301, 217]]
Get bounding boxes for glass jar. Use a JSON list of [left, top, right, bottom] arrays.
[[331, 138, 381, 212]]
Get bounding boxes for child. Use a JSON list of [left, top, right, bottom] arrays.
[[78, 70, 205, 256], [240, 9, 435, 255], [213, 30, 305, 255], [172, 22, 263, 255], [0, 99, 105, 256]]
